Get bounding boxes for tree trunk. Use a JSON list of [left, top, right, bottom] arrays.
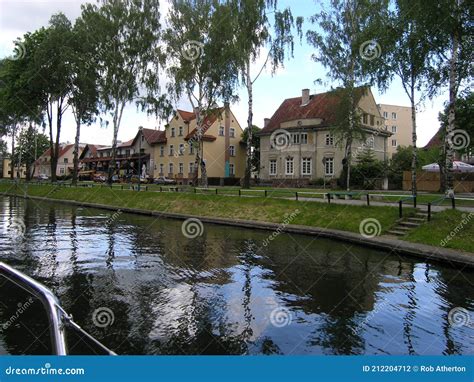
[[444, 28, 458, 197], [410, 85, 417, 197], [72, 117, 81, 186], [243, 62, 253, 189], [10, 125, 16, 180]]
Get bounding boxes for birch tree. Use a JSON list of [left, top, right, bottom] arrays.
[[165, 0, 239, 187]]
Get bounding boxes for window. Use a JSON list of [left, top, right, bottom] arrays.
[[160, 146, 164, 156], [179, 143, 185, 155], [292, 133, 300, 144], [60, 167, 65, 175], [179, 163, 184, 174], [159, 163, 164, 174], [392, 139, 397, 147], [169, 145, 174, 156], [370, 115, 374, 126], [269, 160, 277, 175], [383, 111, 388, 118], [324, 158, 334, 176], [219, 126, 224, 136], [178, 126, 183, 136], [391, 125, 397, 133], [325, 133, 334, 146], [301, 158, 312, 175], [301, 133, 308, 144], [229, 163, 235, 176], [63, 158, 68, 163], [126, 149, 131, 156], [171, 127, 176, 137], [189, 144, 194, 155], [141, 135, 144, 142], [229, 145, 235, 156], [285, 157, 294, 175], [363, 113, 368, 124], [392, 112, 397, 119], [189, 162, 194, 174], [169, 163, 174, 174], [230, 128, 235, 138]]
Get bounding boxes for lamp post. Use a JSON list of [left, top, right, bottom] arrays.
[[138, 126, 143, 192]]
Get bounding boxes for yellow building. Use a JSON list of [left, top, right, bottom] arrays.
[[2, 158, 27, 179], [153, 105, 246, 185], [377, 104, 413, 157]]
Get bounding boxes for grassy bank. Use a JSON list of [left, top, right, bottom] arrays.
[[0, 183, 403, 235], [1, 182, 472, 252], [405, 210, 474, 253]]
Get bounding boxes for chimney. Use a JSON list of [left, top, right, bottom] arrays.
[[301, 88, 310, 106], [264, 118, 270, 128]]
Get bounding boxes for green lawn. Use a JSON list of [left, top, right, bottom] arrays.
[[1, 182, 473, 252], [0, 183, 402, 235], [405, 210, 474, 253]]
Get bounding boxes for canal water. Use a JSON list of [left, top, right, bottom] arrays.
[[0, 196, 473, 355]]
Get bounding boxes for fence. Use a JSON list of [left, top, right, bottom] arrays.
[[403, 171, 474, 193]]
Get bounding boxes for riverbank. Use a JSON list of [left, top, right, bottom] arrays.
[[1, 183, 473, 266]]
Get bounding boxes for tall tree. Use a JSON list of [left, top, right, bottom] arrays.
[[80, 0, 168, 184], [165, 0, 239, 187], [12, 126, 50, 180], [428, 0, 473, 195], [307, 0, 384, 190], [373, 1, 435, 197], [231, 0, 302, 188], [68, 17, 100, 186]]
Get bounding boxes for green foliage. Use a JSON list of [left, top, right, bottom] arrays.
[[351, 148, 386, 189], [11, 127, 49, 177], [241, 125, 261, 172]]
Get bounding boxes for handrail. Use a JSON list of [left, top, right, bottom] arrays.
[[0, 262, 115, 356]]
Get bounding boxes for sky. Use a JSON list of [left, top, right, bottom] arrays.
[[0, 0, 448, 150]]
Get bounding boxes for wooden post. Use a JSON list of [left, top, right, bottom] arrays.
[[366, 193, 370, 206], [264, 190, 267, 197], [295, 192, 298, 201], [413, 196, 417, 208], [451, 197, 455, 209], [428, 203, 431, 221], [327, 193, 331, 204]]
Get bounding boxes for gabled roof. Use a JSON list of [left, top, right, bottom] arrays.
[[260, 87, 372, 135], [79, 144, 107, 159], [177, 109, 196, 122], [424, 128, 443, 149], [139, 128, 167, 145], [184, 108, 224, 141], [38, 144, 75, 159]]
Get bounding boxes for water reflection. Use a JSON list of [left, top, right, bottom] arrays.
[[0, 196, 473, 355]]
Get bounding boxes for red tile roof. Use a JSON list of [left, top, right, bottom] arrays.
[[37, 144, 75, 161], [260, 87, 368, 135], [141, 128, 167, 144], [177, 109, 196, 122], [184, 108, 224, 141], [424, 128, 443, 149]]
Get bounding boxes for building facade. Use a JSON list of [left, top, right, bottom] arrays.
[[259, 88, 391, 185], [152, 105, 246, 184], [34, 144, 85, 178], [2, 158, 27, 179], [377, 104, 413, 157]]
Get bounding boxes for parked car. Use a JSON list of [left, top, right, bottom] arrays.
[[153, 176, 176, 185], [37, 174, 49, 181]]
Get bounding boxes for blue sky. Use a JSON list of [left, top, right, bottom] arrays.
[[0, 0, 447, 148]]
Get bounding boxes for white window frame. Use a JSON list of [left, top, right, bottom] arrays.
[[391, 125, 397, 133], [189, 162, 194, 174], [285, 157, 294, 175], [325, 133, 334, 146], [178, 126, 183, 136], [218, 126, 224, 136], [301, 133, 308, 144], [383, 111, 388, 118], [392, 112, 397, 120], [269, 159, 277, 175], [169, 145, 174, 156], [171, 127, 176, 137], [179, 163, 184, 174], [189, 144, 194, 155], [324, 158, 334, 176], [229, 163, 235, 176], [169, 163, 174, 174], [159, 163, 164, 174], [229, 145, 235, 156], [301, 158, 312, 176], [179, 143, 185, 155], [230, 128, 235, 138], [292, 133, 300, 144], [392, 139, 397, 147], [160, 146, 164, 156]]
